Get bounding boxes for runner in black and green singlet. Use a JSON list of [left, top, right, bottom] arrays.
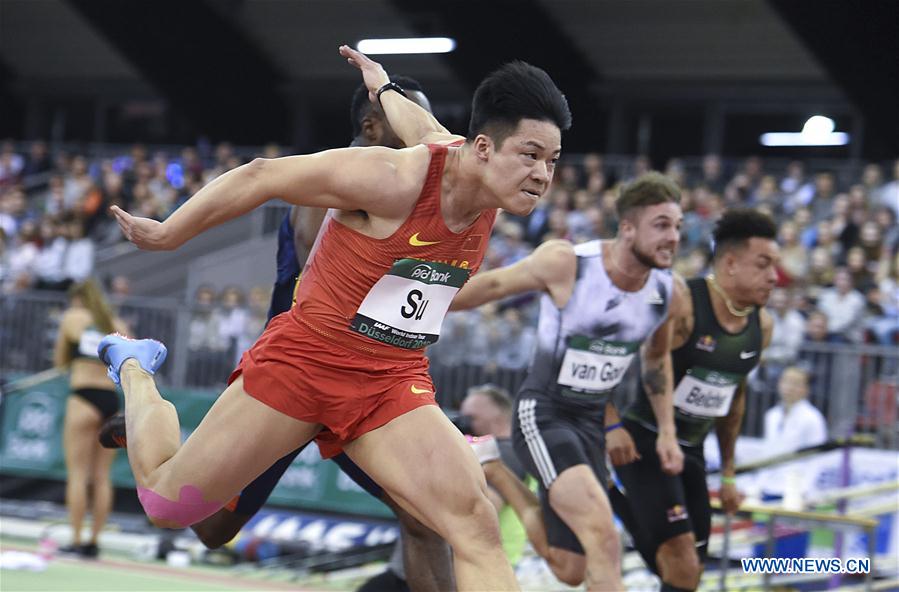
[[608, 209, 778, 592]]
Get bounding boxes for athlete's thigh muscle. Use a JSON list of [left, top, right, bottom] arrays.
[[343, 406, 486, 531], [150, 377, 321, 505]]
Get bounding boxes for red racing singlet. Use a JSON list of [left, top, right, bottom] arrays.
[[292, 143, 497, 360]]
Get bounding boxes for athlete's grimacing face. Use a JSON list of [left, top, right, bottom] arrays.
[[480, 119, 562, 216], [625, 203, 683, 269], [723, 238, 780, 307]]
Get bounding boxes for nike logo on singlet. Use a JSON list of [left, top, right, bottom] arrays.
[[409, 233, 442, 247], [740, 350, 757, 359]]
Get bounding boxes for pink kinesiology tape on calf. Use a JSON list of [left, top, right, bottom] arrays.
[[137, 485, 223, 527]]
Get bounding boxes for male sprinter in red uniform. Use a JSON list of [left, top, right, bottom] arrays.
[[101, 49, 455, 590], [99, 46, 570, 590]]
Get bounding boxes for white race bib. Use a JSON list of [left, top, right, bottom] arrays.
[[556, 337, 638, 393], [78, 329, 104, 358], [350, 259, 470, 349], [674, 367, 740, 417]]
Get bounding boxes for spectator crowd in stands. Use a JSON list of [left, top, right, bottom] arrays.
[[0, 140, 282, 293], [1, 140, 897, 385]]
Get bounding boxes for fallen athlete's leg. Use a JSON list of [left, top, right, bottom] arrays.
[[345, 406, 519, 592], [477, 438, 593, 587], [192, 448, 303, 548], [383, 495, 454, 592], [481, 458, 550, 559], [548, 465, 623, 590]]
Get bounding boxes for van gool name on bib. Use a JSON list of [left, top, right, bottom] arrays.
[[556, 336, 640, 395], [350, 259, 471, 350]]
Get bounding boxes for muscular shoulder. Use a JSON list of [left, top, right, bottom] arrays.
[[523, 239, 576, 306], [309, 145, 431, 219], [670, 273, 695, 348], [532, 239, 575, 266], [418, 132, 466, 146], [530, 239, 576, 283], [349, 145, 430, 197]]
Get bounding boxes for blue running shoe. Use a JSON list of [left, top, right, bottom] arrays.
[[98, 334, 168, 385]]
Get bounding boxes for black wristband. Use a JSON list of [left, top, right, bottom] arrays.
[[376, 82, 407, 105]]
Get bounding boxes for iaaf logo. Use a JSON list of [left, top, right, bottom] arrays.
[[411, 264, 451, 284]]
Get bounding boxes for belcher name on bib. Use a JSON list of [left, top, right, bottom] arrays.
[[673, 366, 741, 418]]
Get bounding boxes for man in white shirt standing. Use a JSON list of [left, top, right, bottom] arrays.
[[817, 267, 867, 343], [763, 365, 828, 456], [762, 287, 806, 387]]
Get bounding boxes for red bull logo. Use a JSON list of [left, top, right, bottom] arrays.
[[696, 335, 717, 353]]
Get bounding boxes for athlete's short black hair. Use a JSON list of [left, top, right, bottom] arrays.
[[615, 172, 681, 222], [712, 208, 778, 260], [350, 75, 425, 138], [467, 61, 571, 147]]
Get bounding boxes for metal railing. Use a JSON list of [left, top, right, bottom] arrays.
[[2, 291, 897, 449], [708, 448, 899, 592]]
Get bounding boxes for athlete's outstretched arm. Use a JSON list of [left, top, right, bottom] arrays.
[[714, 380, 745, 514], [639, 277, 689, 475], [110, 147, 422, 251], [450, 239, 575, 311], [339, 45, 461, 146], [715, 309, 773, 514]]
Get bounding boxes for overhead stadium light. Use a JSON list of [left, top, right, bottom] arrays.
[[357, 37, 456, 55], [760, 116, 850, 147]]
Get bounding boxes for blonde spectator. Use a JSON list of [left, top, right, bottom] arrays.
[[812, 219, 844, 262], [53, 280, 128, 558], [859, 220, 884, 262], [846, 246, 875, 291], [751, 174, 780, 209], [778, 220, 809, 283], [807, 246, 836, 290]]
